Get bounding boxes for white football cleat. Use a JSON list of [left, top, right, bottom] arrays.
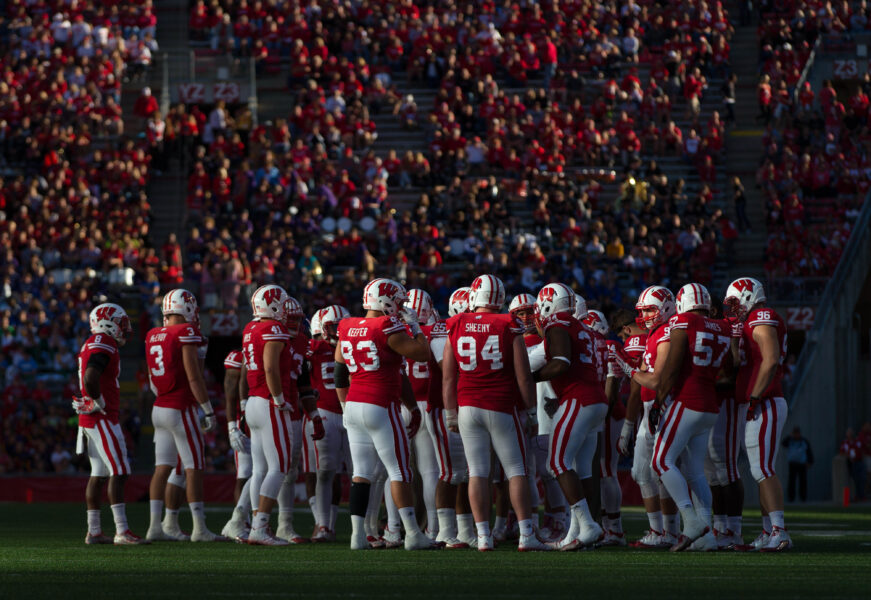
[[350, 533, 370, 550], [437, 536, 470, 549], [248, 526, 289, 546], [761, 527, 793, 552], [716, 529, 736, 550], [85, 532, 114, 545], [629, 529, 663, 549], [688, 530, 717, 552], [425, 528, 438, 541], [579, 522, 605, 547], [747, 530, 770, 551], [518, 534, 551, 552], [275, 525, 309, 544], [492, 526, 508, 543], [382, 526, 403, 549], [367, 535, 385, 549], [600, 529, 628, 546], [191, 528, 230, 542], [146, 527, 179, 542], [456, 529, 477, 548], [311, 526, 336, 543], [658, 531, 679, 548], [405, 532, 440, 550], [222, 518, 250, 543], [477, 533, 494, 552], [114, 530, 150, 545]]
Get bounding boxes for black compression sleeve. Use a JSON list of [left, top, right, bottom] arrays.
[[334, 362, 350, 388]]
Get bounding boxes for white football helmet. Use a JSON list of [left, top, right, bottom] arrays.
[[284, 296, 304, 336], [724, 277, 766, 321], [362, 278, 407, 316], [319, 304, 350, 343], [251, 284, 289, 322], [635, 285, 676, 330], [582, 309, 609, 336], [509, 293, 536, 333], [448, 287, 471, 317], [310, 310, 323, 338], [469, 274, 506, 311], [162, 289, 199, 323], [89, 303, 132, 343], [573, 293, 588, 320], [534, 283, 576, 324], [406, 289, 436, 325], [676, 283, 712, 314]]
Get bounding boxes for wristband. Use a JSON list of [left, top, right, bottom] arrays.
[[199, 402, 213, 416], [228, 420, 239, 433], [272, 393, 286, 407], [409, 322, 422, 336], [240, 398, 247, 412], [750, 395, 761, 402]]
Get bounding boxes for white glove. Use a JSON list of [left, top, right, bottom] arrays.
[[729, 319, 743, 338], [400, 306, 422, 336], [609, 347, 637, 379], [200, 403, 217, 432], [617, 420, 636, 456], [444, 408, 458, 432], [72, 395, 105, 415], [228, 421, 250, 453], [197, 336, 209, 360]]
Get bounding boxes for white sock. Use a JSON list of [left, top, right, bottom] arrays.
[[494, 516, 507, 531], [697, 506, 712, 529], [87, 509, 101, 535], [398, 506, 420, 536], [163, 508, 180, 531], [531, 513, 539, 529], [762, 515, 771, 533], [351, 514, 365, 538], [571, 499, 594, 528], [110, 504, 128, 535], [253, 511, 269, 530], [664, 512, 680, 536], [236, 479, 252, 514], [769, 510, 785, 530], [426, 509, 439, 535], [330, 505, 339, 531], [437, 508, 457, 538], [475, 521, 491, 537], [610, 515, 623, 534], [149, 499, 163, 530], [518, 518, 534, 537], [564, 511, 579, 541], [189, 502, 206, 532], [457, 513, 475, 539], [602, 516, 612, 531], [714, 514, 727, 533], [308, 496, 317, 525], [646, 510, 663, 533], [728, 515, 743, 535], [677, 506, 698, 532]]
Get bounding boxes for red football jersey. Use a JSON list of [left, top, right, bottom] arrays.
[[667, 313, 731, 413], [307, 338, 342, 414], [224, 350, 243, 371], [640, 323, 670, 404], [612, 333, 647, 421], [77, 333, 121, 427], [524, 332, 543, 347], [146, 323, 203, 409], [281, 334, 309, 420], [736, 307, 787, 402], [446, 312, 522, 413], [242, 319, 290, 399], [407, 323, 431, 406], [425, 321, 449, 411], [338, 315, 407, 407], [543, 315, 607, 406]]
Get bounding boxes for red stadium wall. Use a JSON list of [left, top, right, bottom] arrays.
[[1, 472, 643, 504]]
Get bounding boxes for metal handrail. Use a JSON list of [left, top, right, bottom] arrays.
[[792, 37, 821, 104], [787, 188, 871, 402]]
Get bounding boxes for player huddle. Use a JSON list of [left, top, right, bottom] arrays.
[[72, 274, 791, 552]]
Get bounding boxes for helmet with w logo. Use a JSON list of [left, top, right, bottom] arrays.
[[252, 284, 289, 321], [635, 285, 675, 330], [89, 303, 132, 343], [723, 277, 765, 321], [362, 278, 407, 316], [469, 274, 505, 311], [162, 289, 199, 323], [534, 283, 576, 325], [582, 309, 609, 336], [284, 296, 304, 336], [406, 289, 436, 325], [448, 287, 471, 317], [676, 283, 711, 314]]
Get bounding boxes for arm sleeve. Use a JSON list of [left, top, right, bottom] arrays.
[[297, 361, 311, 388], [85, 352, 110, 374]]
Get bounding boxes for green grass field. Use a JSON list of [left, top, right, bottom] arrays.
[[2, 503, 869, 598]]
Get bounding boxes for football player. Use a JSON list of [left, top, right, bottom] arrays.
[[404, 289, 442, 539], [583, 309, 626, 546], [220, 348, 253, 541], [75, 303, 146, 545], [650, 283, 730, 551], [443, 275, 548, 551], [274, 296, 323, 544], [306, 305, 350, 542], [145, 289, 225, 542], [611, 286, 680, 548], [532, 285, 606, 550], [335, 278, 436, 550], [724, 277, 792, 551]]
